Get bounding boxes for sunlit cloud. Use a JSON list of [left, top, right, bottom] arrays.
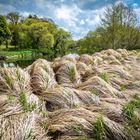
[[0, 0, 139, 39]]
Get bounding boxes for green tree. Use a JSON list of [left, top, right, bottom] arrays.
[[53, 28, 71, 57], [6, 12, 20, 25], [101, 2, 140, 49], [39, 33, 54, 56], [9, 24, 19, 47], [0, 15, 10, 48], [18, 17, 71, 58], [6, 12, 21, 48]]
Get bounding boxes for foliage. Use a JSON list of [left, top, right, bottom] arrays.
[[99, 72, 109, 82], [6, 12, 20, 25], [0, 15, 10, 46], [69, 67, 76, 82], [15, 17, 71, 58], [2, 3, 140, 60], [122, 93, 140, 120], [19, 90, 37, 112], [19, 90, 29, 111], [75, 2, 140, 54], [9, 24, 20, 47], [92, 116, 105, 140], [123, 94, 140, 138]]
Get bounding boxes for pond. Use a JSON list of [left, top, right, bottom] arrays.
[[0, 56, 49, 68], [0, 53, 79, 68]]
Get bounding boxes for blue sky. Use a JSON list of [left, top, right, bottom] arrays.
[[0, 0, 140, 39]]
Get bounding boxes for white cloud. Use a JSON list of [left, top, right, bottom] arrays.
[[134, 8, 140, 25], [80, 19, 85, 25], [85, 7, 105, 27], [54, 3, 106, 39], [22, 12, 30, 17], [133, 3, 138, 8], [55, 4, 81, 27]]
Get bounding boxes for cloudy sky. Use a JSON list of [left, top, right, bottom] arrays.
[[0, 0, 140, 39]]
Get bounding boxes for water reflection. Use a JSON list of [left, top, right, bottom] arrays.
[[0, 59, 35, 68]]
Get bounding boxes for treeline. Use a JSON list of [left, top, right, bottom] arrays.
[[0, 12, 73, 59], [0, 2, 140, 59], [76, 3, 140, 54]]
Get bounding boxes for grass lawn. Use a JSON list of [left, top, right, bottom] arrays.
[[0, 44, 15, 50], [0, 45, 42, 60]]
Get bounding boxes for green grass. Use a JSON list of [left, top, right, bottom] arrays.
[[42, 123, 49, 130], [90, 88, 99, 96], [122, 93, 140, 131], [7, 95, 16, 103], [0, 49, 33, 58], [135, 49, 140, 52], [122, 93, 140, 120], [19, 90, 37, 112], [19, 90, 29, 111], [69, 67, 76, 82], [4, 74, 13, 87], [72, 124, 83, 134], [99, 72, 109, 82], [120, 84, 127, 91], [92, 116, 105, 140], [89, 60, 94, 65], [0, 44, 42, 61], [0, 44, 15, 50]]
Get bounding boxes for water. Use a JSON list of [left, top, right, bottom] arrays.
[[0, 59, 35, 68], [0, 55, 50, 68], [0, 53, 79, 68]]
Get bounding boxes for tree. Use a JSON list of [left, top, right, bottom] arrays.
[[6, 12, 21, 48], [0, 15, 10, 48], [6, 12, 20, 25], [53, 28, 71, 57], [101, 2, 140, 49], [38, 33, 54, 57], [9, 24, 19, 47]]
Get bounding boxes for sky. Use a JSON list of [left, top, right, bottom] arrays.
[[0, 0, 140, 40]]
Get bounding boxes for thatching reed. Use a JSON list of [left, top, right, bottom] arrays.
[[76, 76, 125, 98], [47, 108, 131, 140], [41, 87, 99, 111], [28, 59, 58, 95], [0, 67, 31, 96], [55, 62, 81, 87], [0, 49, 140, 140], [0, 67, 46, 140]]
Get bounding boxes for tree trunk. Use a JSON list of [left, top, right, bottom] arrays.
[[53, 40, 59, 58], [6, 39, 8, 49]]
